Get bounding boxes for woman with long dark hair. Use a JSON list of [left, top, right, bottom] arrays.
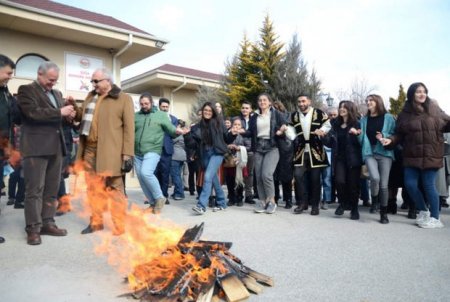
[[383, 83, 450, 228], [186, 102, 229, 214], [327, 101, 363, 219], [359, 94, 396, 224], [272, 100, 294, 209]]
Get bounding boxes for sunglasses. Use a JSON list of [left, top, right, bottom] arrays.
[[90, 79, 107, 84]]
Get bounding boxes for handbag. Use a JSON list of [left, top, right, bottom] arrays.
[[223, 153, 237, 168]]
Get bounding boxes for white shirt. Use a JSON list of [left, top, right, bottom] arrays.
[[299, 107, 331, 152]]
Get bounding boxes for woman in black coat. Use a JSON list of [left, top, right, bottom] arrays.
[[327, 101, 363, 220]]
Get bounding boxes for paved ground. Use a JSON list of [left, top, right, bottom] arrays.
[[1, 175, 450, 302]]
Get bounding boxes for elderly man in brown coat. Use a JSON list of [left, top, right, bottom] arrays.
[[17, 61, 76, 245], [75, 67, 134, 236]]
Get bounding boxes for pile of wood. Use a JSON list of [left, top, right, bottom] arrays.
[[123, 223, 273, 302]]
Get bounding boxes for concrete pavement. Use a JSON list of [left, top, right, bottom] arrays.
[[1, 175, 450, 302]]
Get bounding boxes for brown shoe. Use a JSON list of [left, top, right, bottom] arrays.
[[40, 225, 68, 236], [27, 232, 42, 245]]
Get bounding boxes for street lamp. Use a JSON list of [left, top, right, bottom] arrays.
[[318, 92, 334, 107]]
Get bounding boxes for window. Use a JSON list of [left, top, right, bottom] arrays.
[[15, 54, 48, 78]]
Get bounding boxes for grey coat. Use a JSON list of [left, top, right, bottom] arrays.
[[172, 135, 187, 162]]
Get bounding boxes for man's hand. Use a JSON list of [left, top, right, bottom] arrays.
[[60, 105, 75, 117], [314, 129, 326, 137]]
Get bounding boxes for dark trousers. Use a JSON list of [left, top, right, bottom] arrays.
[[274, 180, 292, 202], [294, 154, 322, 208], [187, 160, 198, 195], [335, 160, 361, 209], [155, 152, 172, 198], [224, 167, 243, 203], [8, 166, 25, 204], [23, 154, 62, 230]]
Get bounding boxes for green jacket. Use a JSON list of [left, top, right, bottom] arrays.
[[134, 110, 177, 156]]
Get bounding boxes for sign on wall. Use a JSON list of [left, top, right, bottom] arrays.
[[65, 53, 103, 92]]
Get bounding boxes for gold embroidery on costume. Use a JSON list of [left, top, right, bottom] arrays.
[[311, 148, 321, 161]]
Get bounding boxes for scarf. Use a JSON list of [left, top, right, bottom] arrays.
[[235, 146, 248, 188], [79, 96, 98, 136]]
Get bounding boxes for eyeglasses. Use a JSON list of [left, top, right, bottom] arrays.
[[90, 79, 107, 84]]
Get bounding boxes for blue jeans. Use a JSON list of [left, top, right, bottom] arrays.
[[321, 166, 332, 202], [155, 153, 172, 197], [404, 167, 439, 219], [134, 152, 164, 203], [170, 160, 185, 198], [197, 149, 226, 210]]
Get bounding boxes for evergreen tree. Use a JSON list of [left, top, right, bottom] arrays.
[[223, 34, 263, 115], [272, 33, 321, 111], [389, 84, 406, 116], [255, 14, 284, 93]]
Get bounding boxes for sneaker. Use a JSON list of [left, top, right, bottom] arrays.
[[321, 202, 329, 210], [212, 206, 226, 212], [265, 202, 277, 214], [192, 205, 206, 215], [419, 217, 444, 229], [254, 202, 267, 213], [7, 198, 15, 206], [416, 210, 430, 226], [154, 197, 166, 214]]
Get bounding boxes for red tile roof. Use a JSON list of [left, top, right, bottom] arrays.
[[8, 0, 151, 35], [155, 64, 223, 82]]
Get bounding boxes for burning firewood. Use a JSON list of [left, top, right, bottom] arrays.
[[123, 223, 273, 302]]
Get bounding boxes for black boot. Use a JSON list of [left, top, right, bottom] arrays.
[[285, 199, 292, 209], [350, 207, 360, 220], [208, 196, 216, 208], [387, 199, 397, 214], [440, 197, 449, 208], [407, 202, 417, 219], [380, 206, 389, 224], [335, 204, 345, 216], [370, 195, 379, 214]]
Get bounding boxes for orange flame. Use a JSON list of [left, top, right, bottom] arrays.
[[70, 160, 185, 290]]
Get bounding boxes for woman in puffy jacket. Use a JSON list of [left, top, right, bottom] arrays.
[[383, 82, 450, 228]]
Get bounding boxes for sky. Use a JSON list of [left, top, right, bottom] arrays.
[[56, 0, 450, 111]]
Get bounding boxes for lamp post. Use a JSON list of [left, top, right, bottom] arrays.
[[318, 92, 334, 107]]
